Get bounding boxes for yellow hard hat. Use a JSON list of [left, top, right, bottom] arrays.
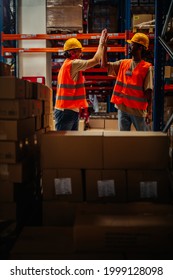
[[64, 38, 82, 51], [127, 33, 149, 49]]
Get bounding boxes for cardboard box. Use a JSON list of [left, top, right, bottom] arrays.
[[42, 169, 84, 201], [43, 100, 52, 114], [132, 14, 153, 28], [0, 202, 17, 220], [74, 213, 173, 253], [98, 102, 107, 113], [77, 202, 173, 216], [104, 119, 118, 130], [127, 169, 173, 202], [0, 76, 25, 99], [89, 118, 105, 129], [28, 100, 43, 117], [0, 100, 29, 119], [41, 84, 53, 101], [103, 131, 169, 169], [164, 66, 173, 79], [0, 62, 11, 76], [42, 201, 78, 226], [0, 181, 14, 202], [10, 226, 74, 255], [164, 95, 173, 107], [0, 118, 35, 141], [0, 181, 35, 202], [35, 115, 42, 130], [47, 6, 83, 32], [24, 80, 33, 99], [32, 82, 43, 100], [85, 169, 127, 202], [41, 131, 103, 169], [42, 114, 49, 128], [0, 159, 35, 183], [78, 119, 85, 131], [0, 141, 24, 163], [47, 0, 83, 6]]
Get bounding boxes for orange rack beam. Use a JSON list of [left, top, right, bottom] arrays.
[[1, 46, 125, 55], [1, 31, 128, 56], [164, 84, 173, 91], [1, 32, 128, 41]]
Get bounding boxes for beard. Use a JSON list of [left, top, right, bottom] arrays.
[[128, 48, 133, 57]]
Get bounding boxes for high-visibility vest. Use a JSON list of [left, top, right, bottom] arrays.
[[55, 59, 88, 109], [111, 59, 152, 110]]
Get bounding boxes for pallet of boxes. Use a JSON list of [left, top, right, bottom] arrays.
[[0, 64, 53, 259], [46, 0, 83, 33], [9, 128, 173, 260], [132, 13, 155, 34]]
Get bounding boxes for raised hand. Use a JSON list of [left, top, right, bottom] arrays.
[[99, 28, 108, 46]]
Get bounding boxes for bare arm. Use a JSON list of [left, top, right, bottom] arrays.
[[100, 44, 108, 68], [145, 88, 153, 124], [84, 28, 108, 69]]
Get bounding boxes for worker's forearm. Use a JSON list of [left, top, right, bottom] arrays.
[[147, 101, 152, 113], [93, 42, 106, 63], [145, 89, 153, 113], [101, 45, 108, 67], [86, 28, 107, 68]]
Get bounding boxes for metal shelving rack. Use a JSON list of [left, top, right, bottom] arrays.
[[1, 31, 130, 109], [0, 0, 17, 74], [1, 0, 172, 130], [154, 0, 173, 131], [1, 32, 127, 54]]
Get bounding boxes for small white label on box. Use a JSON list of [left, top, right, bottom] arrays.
[[54, 178, 72, 195], [140, 181, 157, 198], [97, 179, 115, 197]]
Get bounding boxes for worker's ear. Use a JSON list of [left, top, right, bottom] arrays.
[[64, 51, 71, 58], [69, 50, 76, 59]]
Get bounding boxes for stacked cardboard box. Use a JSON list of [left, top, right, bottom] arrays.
[[41, 131, 103, 226], [132, 13, 155, 32], [0, 76, 53, 226], [40, 131, 172, 207], [74, 202, 173, 258], [0, 62, 12, 76], [9, 130, 173, 259], [46, 0, 83, 33], [89, 118, 135, 130]]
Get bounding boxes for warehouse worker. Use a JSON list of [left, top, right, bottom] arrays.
[[101, 32, 153, 131], [54, 28, 108, 131]]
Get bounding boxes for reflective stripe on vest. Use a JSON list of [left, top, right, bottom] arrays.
[[56, 94, 87, 101], [111, 59, 151, 110], [55, 59, 88, 109], [58, 83, 84, 89], [116, 80, 143, 91], [113, 90, 148, 102]]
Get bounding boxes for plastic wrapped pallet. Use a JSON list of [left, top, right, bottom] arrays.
[[46, 1, 83, 33]]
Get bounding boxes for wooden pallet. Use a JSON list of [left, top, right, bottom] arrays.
[[133, 27, 154, 33]]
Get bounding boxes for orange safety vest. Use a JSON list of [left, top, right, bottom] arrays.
[[111, 59, 152, 110], [55, 59, 88, 109]]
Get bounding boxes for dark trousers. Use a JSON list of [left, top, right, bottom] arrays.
[[54, 109, 79, 131]]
